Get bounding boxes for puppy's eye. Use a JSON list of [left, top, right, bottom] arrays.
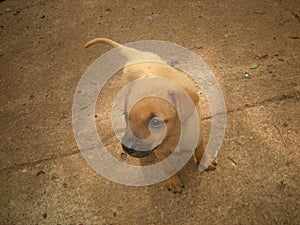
[[149, 117, 164, 128]]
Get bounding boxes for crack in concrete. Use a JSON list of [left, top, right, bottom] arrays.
[[1, 91, 299, 173]]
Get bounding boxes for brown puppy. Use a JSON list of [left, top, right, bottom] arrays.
[[85, 38, 214, 193]]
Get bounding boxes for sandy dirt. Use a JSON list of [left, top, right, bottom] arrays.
[[0, 0, 299, 224]]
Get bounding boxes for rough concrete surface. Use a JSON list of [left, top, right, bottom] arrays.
[[0, 0, 299, 224]]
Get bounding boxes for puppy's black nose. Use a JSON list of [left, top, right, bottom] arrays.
[[121, 144, 153, 158], [121, 144, 135, 155]]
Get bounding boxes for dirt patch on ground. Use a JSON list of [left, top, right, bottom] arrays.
[[0, 0, 299, 224]]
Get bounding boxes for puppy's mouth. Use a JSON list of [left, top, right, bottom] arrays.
[[121, 144, 159, 158]]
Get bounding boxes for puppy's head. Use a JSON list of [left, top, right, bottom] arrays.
[[122, 97, 179, 158], [121, 76, 198, 158]]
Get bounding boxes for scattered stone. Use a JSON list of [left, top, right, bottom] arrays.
[[244, 72, 250, 78], [280, 94, 292, 100], [291, 12, 300, 22], [36, 170, 45, 176], [255, 54, 268, 59], [285, 161, 291, 167], [120, 152, 127, 160], [42, 212, 47, 219], [51, 175, 59, 181], [254, 10, 265, 15]]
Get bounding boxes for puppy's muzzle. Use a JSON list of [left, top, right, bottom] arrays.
[[121, 144, 155, 158], [121, 136, 157, 158]]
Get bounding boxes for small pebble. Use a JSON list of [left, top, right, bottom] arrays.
[[51, 175, 59, 180], [244, 72, 250, 78], [120, 152, 127, 160], [36, 170, 45, 176]]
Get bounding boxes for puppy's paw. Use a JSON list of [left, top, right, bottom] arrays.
[[165, 175, 184, 193], [205, 159, 218, 171]]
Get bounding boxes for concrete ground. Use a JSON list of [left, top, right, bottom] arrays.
[[0, 0, 299, 224]]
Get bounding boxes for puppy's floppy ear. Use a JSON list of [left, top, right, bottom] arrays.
[[168, 88, 199, 122]]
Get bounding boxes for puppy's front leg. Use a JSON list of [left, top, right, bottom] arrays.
[[164, 174, 184, 193], [154, 141, 184, 193], [195, 135, 217, 170]]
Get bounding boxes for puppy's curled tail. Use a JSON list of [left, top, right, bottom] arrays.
[[84, 37, 122, 48], [84, 37, 163, 63]]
